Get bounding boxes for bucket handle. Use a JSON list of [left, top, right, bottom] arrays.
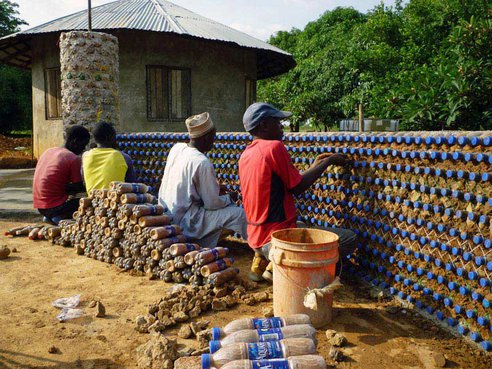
[[271, 248, 339, 268], [270, 248, 339, 292]]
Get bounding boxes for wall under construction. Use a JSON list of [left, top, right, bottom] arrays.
[[118, 131, 492, 351]]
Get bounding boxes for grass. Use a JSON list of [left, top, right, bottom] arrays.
[[6, 130, 32, 137]]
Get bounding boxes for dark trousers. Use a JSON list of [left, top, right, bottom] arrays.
[[38, 198, 80, 224]]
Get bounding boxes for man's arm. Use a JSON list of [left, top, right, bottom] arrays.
[[67, 156, 85, 195], [195, 161, 231, 210], [65, 182, 85, 194], [122, 152, 136, 183], [290, 154, 351, 196]]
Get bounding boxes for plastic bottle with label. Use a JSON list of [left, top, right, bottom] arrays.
[[215, 355, 327, 369], [211, 314, 311, 339], [202, 338, 316, 368], [210, 324, 317, 350]]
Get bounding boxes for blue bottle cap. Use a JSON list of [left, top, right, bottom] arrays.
[[472, 291, 483, 301], [457, 324, 468, 335], [211, 327, 221, 341], [484, 239, 491, 249], [470, 332, 482, 342], [202, 353, 212, 368], [481, 341, 492, 351], [447, 318, 458, 327]]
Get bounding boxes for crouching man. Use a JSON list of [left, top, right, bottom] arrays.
[[158, 112, 248, 247], [82, 122, 135, 193], [33, 125, 90, 224], [239, 103, 357, 282]]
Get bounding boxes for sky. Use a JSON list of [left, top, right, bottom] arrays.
[[14, 0, 396, 41]]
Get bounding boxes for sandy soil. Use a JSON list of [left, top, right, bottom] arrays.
[[1, 219, 491, 369]]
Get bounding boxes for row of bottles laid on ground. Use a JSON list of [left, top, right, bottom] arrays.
[[201, 314, 328, 369]]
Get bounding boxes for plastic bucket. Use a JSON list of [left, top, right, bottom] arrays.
[[270, 228, 339, 328]]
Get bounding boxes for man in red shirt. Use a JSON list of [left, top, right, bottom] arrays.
[[239, 102, 356, 282], [33, 125, 90, 224]]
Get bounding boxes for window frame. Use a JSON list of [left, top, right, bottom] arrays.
[[146, 65, 192, 122], [44, 67, 62, 120], [245, 77, 257, 109]]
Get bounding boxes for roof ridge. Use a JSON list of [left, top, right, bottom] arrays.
[[149, 0, 186, 34]]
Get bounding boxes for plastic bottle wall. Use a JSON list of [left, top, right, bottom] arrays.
[[117, 131, 492, 351]]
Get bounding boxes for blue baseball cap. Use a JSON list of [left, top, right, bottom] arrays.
[[243, 102, 292, 132]]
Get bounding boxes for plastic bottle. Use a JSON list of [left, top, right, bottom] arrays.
[[202, 338, 316, 368], [215, 355, 327, 369], [211, 324, 317, 350], [211, 315, 312, 339]]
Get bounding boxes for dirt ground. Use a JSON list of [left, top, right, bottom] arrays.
[[1, 218, 491, 369], [0, 135, 35, 169]]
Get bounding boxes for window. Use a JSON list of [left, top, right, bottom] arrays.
[[45, 68, 61, 119], [245, 78, 256, 108], [146, 66, 191, 121]]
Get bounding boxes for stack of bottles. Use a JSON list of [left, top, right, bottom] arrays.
[[118, 131, 492, 351], [201, 314, 326, 369], [58, 181, 238, 287]]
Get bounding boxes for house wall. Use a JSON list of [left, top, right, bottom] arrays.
[[31, 33, 64, 158], [31, 30, 257, 157], [115, 30, 257, 133]]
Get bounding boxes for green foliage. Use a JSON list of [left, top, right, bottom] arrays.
[[0, 64, 32, 134], [0, 0, 31, 134], [0, 0, 26, 37], [258, 0, 492, 131]]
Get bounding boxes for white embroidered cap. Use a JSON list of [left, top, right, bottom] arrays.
[[185, 112, 215, 138]]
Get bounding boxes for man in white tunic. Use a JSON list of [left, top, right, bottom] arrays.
[[158, 112, 248, 247]]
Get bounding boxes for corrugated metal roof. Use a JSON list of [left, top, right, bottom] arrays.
[[0, 0, 295, 78]]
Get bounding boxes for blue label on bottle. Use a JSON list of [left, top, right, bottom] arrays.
[[132, 184, 139, 193], [185, 243, 197, 252], [136, 194, 146, 203], [252, 317, 284, 329], [148, 205, 156, 215], [164, 225, 177, 236], [257, 328, 283, 342], [251, 359, 289, 369], [211, 249, 219, 259], [247, 341, 284, 360], [215, 258, 226, 270]]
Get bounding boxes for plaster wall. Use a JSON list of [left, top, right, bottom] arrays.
[[30, 30, 257, 157], [115, 30, 257, 133], [31, 34, 63, 158]]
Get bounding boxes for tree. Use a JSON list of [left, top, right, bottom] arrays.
[[0, 0, 31, 135], [0, 0, 26, 37], [258, 0, 492, 131]]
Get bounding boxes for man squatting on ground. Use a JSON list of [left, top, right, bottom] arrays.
[[82, 122, 135, 193], [158, 112, 248, 248], [239, 102, 358, 282], [33, 125, 90, 224]]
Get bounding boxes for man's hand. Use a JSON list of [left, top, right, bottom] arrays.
[[313, 153, 351, 168], [312, 153, 331, 167], [228, 192, 239, 203], [219, 184, 228, 195], [327, 153, 352, 167]]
